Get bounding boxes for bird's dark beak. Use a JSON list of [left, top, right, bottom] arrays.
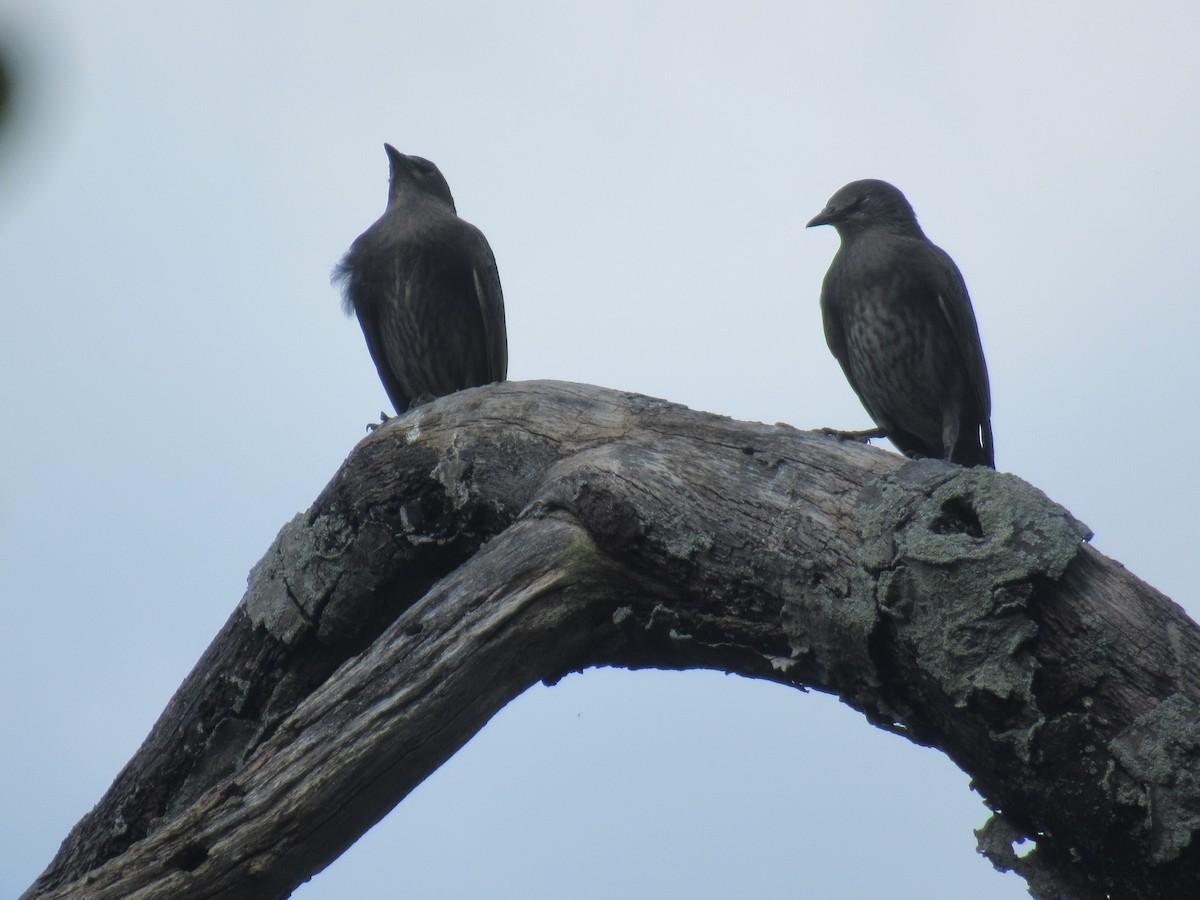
[[384, 143, 405, 165], [806, 207, 836, 228]]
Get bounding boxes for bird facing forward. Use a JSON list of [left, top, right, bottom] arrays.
[[807, 179, 994, 467], [334, 145, 507, 417]]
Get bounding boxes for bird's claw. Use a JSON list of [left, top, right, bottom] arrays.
[[365, 410, 393, 433]]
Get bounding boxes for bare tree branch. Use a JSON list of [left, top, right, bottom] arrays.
[[24, 381, 1200, 899]]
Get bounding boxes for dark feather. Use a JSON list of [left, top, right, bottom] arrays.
[[333, 146, 507, 415], [808, 180, 993, 467]]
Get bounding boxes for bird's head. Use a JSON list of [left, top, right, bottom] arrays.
[[384, 144, 457, 212], [806, 179, 922, 237]]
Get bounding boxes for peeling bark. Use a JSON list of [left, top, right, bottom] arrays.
[[23, 381, 1200, 899]]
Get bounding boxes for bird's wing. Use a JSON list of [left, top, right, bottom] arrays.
[[470, 231, 508, 384], [927, 245, 990, 415], [366, 253, 426, 413], [378, 221, 501, 400], [924, 243, 994, 463], [334, 231, 416, 413]]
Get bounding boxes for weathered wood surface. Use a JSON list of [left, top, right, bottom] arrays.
[[24, 381, 1200, 899]]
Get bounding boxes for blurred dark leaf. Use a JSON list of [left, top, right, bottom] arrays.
[[0, 48, 9, 135]]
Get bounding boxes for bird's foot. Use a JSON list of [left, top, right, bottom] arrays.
[[365, 410, 393, 433], [409, 392, 437, 409], [819, 426, 886, 444]]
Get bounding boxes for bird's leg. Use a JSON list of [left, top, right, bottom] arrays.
[[819, 426, 887, 444], [941, 408, 960, 462]]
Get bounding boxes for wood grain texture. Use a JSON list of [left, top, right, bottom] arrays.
[[24, 381, 1200, 899]]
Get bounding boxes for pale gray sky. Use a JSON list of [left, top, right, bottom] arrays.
[[3, 2, 1198, 897]]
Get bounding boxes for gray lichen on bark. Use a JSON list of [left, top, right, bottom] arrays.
[[853, 459, 1092, 760], [245, 512, 336, 646], [1108, 692, 1200, 863]]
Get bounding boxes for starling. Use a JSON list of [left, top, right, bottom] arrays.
[[807, 179, 994, 467], [334, 145, 507, 416]]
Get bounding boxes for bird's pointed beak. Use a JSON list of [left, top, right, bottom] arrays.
[[806, 207, 836, 228]]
